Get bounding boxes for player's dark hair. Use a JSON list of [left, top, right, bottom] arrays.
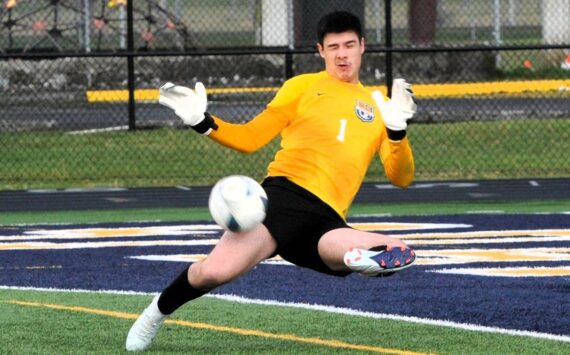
[[317, 11, 363, 45]]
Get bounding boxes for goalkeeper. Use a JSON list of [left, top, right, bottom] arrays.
[[127, 11, 417, 352]]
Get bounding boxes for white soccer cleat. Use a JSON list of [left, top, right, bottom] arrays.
[[344, 246, 416, 277], [126, 295, 168, 351]]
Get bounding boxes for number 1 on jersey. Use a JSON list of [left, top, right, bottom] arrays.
[[336, 118, 347, 142]]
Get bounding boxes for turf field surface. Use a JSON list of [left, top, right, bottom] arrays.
[[1, 212, 569, 354]]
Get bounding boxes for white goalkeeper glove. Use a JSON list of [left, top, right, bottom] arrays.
[[159, 82, 217, 135], [372, 79, 417, 137]]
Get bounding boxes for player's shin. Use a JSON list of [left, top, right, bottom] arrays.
[[157, 265, 207, 314]]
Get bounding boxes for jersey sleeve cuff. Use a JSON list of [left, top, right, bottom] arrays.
[[192, 112, 219, 135], [386, 128, 406, 141]]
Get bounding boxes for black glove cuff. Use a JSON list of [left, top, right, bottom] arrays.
[[192, 112, 219, 135], [386, 128, 406, 141]]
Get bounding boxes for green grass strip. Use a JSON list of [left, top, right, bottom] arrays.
[[1, 289, 568, 354], [1, 200, 568, 225], [1, 119, 569, 189]]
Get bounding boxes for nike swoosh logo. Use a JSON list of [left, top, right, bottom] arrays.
[[317, 92, 325, 96]]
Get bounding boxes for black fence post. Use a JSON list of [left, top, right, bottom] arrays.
[[285, 50, 293, 79], [384, 0, 393, 97], [126, 0, 136, 131]]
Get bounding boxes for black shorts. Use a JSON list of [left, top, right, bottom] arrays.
[[261, 177, 351, 277]]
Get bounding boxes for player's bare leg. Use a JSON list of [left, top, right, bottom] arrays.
[[126, 224, 277, 351], [318, 228, 415, 276], [188, 224, 278, 290]]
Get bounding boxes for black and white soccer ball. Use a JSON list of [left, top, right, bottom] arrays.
[[208, 175, 268, 232]]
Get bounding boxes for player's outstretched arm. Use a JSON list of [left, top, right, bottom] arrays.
[[159, 82, 218, 135], [375, 79, 416, 188], [158, 81, 284, 154], [372, 79, 417, 141]]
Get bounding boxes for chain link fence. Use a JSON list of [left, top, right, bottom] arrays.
[[0, 0, 569, 189]]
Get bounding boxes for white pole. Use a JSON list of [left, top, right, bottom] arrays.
[[83, 0, 91, 53], [542, 0, 570, 44], [465, 0, 476, 41], [175, 0, 182, 46], [493, 0, 502, 45], [508, 0, 516, 26], [286, 0, 294, 49], [493, 0, 502, 67], [251, 0, 260, 45], [119, 4, 126, 49], [261, 0, 289, 47], [175, 0, 181, 18], [373, 0, 382, 43]]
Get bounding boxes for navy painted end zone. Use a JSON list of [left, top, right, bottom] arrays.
[[1, 214, 569, 337], [1, 178, 569, 212]]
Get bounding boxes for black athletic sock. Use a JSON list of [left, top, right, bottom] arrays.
[[157, 266, 207, 315]]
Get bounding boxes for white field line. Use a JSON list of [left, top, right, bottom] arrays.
[[1, 285, 569, 344], [3, 215, 570, 228], [0, 220, 175, 227], [429, 266, 570, 277], [67, 126, 129, 135], [0, 239, 220, 250]]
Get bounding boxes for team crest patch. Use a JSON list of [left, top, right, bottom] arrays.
[[355, 100, 375, 122]]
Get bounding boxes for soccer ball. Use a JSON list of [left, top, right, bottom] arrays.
[[208, 175, 268, 232]]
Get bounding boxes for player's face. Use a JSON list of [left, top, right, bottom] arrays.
[[318, 31, 365, 84]]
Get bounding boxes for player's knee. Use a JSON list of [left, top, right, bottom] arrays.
[[189, 263, 234, 289]]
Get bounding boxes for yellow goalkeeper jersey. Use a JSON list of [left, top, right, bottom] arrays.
[[210, 71, 414, 218]]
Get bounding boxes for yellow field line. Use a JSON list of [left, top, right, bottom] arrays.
[[86, 79, 570, 102], [6, 300, 430, 355], [368, 79, 570, 98]]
